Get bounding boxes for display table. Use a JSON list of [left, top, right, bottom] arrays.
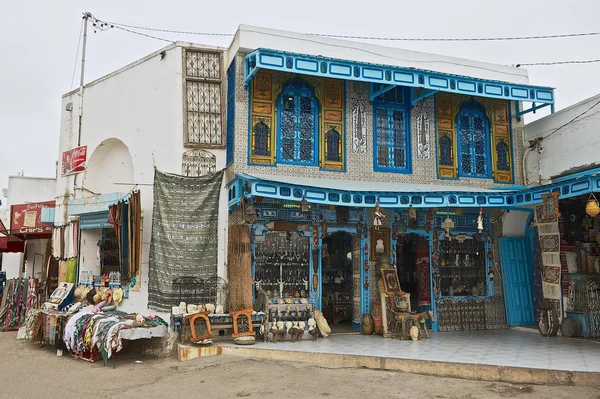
[[120, 325, 168, 340], [171, 313, 266, 342]]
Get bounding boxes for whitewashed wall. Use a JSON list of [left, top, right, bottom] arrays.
[[55, 44, 229, 314], [524, 93, 600, 185]]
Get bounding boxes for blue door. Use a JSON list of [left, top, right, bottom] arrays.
[[500, 237, 535, 326]]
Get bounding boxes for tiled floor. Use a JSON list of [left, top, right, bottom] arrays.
[[229, 330, 600, 372]]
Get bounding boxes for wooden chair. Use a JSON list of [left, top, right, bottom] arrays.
[[387, 292, 421, 340]]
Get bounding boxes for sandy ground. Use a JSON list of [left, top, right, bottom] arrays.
[[0, 331, 598, 399]]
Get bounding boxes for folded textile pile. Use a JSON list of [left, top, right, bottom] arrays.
[[63, 311, 167, 363]]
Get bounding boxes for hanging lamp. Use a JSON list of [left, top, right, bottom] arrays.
[[586, 193, 600, 217]]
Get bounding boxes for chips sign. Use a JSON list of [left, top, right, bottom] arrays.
[[61, 145, 87, 176], [10, 201, 55, 236]]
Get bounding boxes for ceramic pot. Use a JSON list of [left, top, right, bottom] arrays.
[[372, 300, 383, 334], [361, 313, 374, 335]]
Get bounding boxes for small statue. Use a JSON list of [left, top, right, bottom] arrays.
[[373, 201, 385, 231], [307, 318, 319, 341], [289, 322, 303, 343], [409, 326, 420, 341]]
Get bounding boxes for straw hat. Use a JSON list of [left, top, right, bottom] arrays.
[[102, 288, 113, 306], [86, 288, 97, 304], [112, 288, 124, 306], [74, 285, 84, 302], [93, 289, 102, 304]]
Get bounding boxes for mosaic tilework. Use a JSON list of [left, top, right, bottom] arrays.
[[223, 329, 600, 372], [231, 56, 526, 187]]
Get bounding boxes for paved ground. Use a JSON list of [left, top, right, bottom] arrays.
[[0, 331, 599, 399]]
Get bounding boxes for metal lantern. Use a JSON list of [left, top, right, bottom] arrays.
[[300, 197, 309, 214], [477, 207, 484, 233], [586, 193, 600, 217]]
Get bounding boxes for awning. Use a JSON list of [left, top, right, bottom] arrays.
[[244, 48, 555, 108], [230, 173, 517, 210], [68, 193, 128, 216]]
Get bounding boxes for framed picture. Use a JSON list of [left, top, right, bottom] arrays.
[[381, 268, 401, 293], [370, 227, 390, 261]]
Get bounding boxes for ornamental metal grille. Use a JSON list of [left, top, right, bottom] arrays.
[[375, 108, 407, 170], [252, 121, 271, 156], [185, 50, 223, 146], [457, 102, 489, 177], [182, 149, 217, 177], [496, 140, 510, 171], [278, 78, 318, 165]]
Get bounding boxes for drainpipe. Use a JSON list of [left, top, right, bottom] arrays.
[[523, 137, 543, 187]]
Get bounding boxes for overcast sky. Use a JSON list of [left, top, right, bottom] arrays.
[[1, 0, 599, 199]]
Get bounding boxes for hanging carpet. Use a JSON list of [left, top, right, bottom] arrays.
[[148, 168, 224, 312]]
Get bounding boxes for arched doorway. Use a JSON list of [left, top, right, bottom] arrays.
[[83, 138, 134, 194]]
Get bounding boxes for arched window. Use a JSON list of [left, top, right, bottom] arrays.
[[456, 101, 490, 178], [496, 139, 510, 171], [182, 149, 216, 177], [324, 126, 341, 162], [373, 86, 411, 172], [439, 134, 453, 166], [277, 77, 319, 166], [252, 120, 270, 157]]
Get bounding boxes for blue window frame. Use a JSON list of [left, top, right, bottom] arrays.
[[456, 101, 491, 178], [226, 60, 236, 166], [277, 77, 319, 166], [373, 86, 411, 173]]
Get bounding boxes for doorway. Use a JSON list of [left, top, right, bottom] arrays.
[[396, 234, 431, 314], [321, 231, 355, 332]]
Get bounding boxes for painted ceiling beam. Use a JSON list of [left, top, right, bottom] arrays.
[[244, 49, 555, 105]]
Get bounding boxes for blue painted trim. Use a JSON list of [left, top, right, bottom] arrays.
[[372, 87, 412, 174], [517, 102, 550, 117], [551, 166, 600, 183], [226, 59, 236, 167], [276, 80, 319, 167], [456, 101, 492, 179], [244, 49, 555, 105], [369, 83, 396, 102], [410, 88, 438, 106]]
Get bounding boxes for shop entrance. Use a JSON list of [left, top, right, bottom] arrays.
[[321, 231, 355, 332], [396, 234, 431, 313]]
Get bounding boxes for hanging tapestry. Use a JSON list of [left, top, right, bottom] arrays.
[[535, 192, 562, 321], [415, 103, 431, 159], [148, 168, 224, 312], [352, 98, 367, 153], [227, 225, 253, 312]]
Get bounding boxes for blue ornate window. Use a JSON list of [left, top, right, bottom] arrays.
[[496, 139, 510, 171], [226, 60, 236, 166], [456, 101, 490, 178], [277, 78, 318, 166], [373, 86, 411, 172]]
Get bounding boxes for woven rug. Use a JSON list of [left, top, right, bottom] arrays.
[[148, 168, 224, 312], [534, 194, 562, 321]]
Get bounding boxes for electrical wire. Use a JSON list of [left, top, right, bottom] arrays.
[[99, 18, 600, 42], [70, 17, 84, 90], [518, 59, 600, 66], [542, 99, 600, 140]]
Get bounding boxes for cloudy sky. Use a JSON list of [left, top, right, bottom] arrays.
[[1, 0, 599, 198]]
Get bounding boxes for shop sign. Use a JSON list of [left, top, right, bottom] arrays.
[[10, 200, 56, 235], [61, 145, 87, 176]]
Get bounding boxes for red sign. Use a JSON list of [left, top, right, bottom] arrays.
[[10, 201, 55, 236], [61, 146, 87, 176]]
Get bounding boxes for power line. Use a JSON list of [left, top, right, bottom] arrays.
[[97, 19, 600, 42], [70, 17, 84, 90], [518, 59, 600, 66], [542, 99, 600, 140]]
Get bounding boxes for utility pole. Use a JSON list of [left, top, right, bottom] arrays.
[[77, 12, 89, 147]]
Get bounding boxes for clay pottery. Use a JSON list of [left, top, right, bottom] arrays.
[[361, 313, 374, 335], [372, 300, 383, 334]]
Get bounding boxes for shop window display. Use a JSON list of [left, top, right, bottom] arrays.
[[438, 236, 487, 297]]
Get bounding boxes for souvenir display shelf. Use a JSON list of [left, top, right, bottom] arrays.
[[438, 236, 487, 297], [254, 233, 310, 301]]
